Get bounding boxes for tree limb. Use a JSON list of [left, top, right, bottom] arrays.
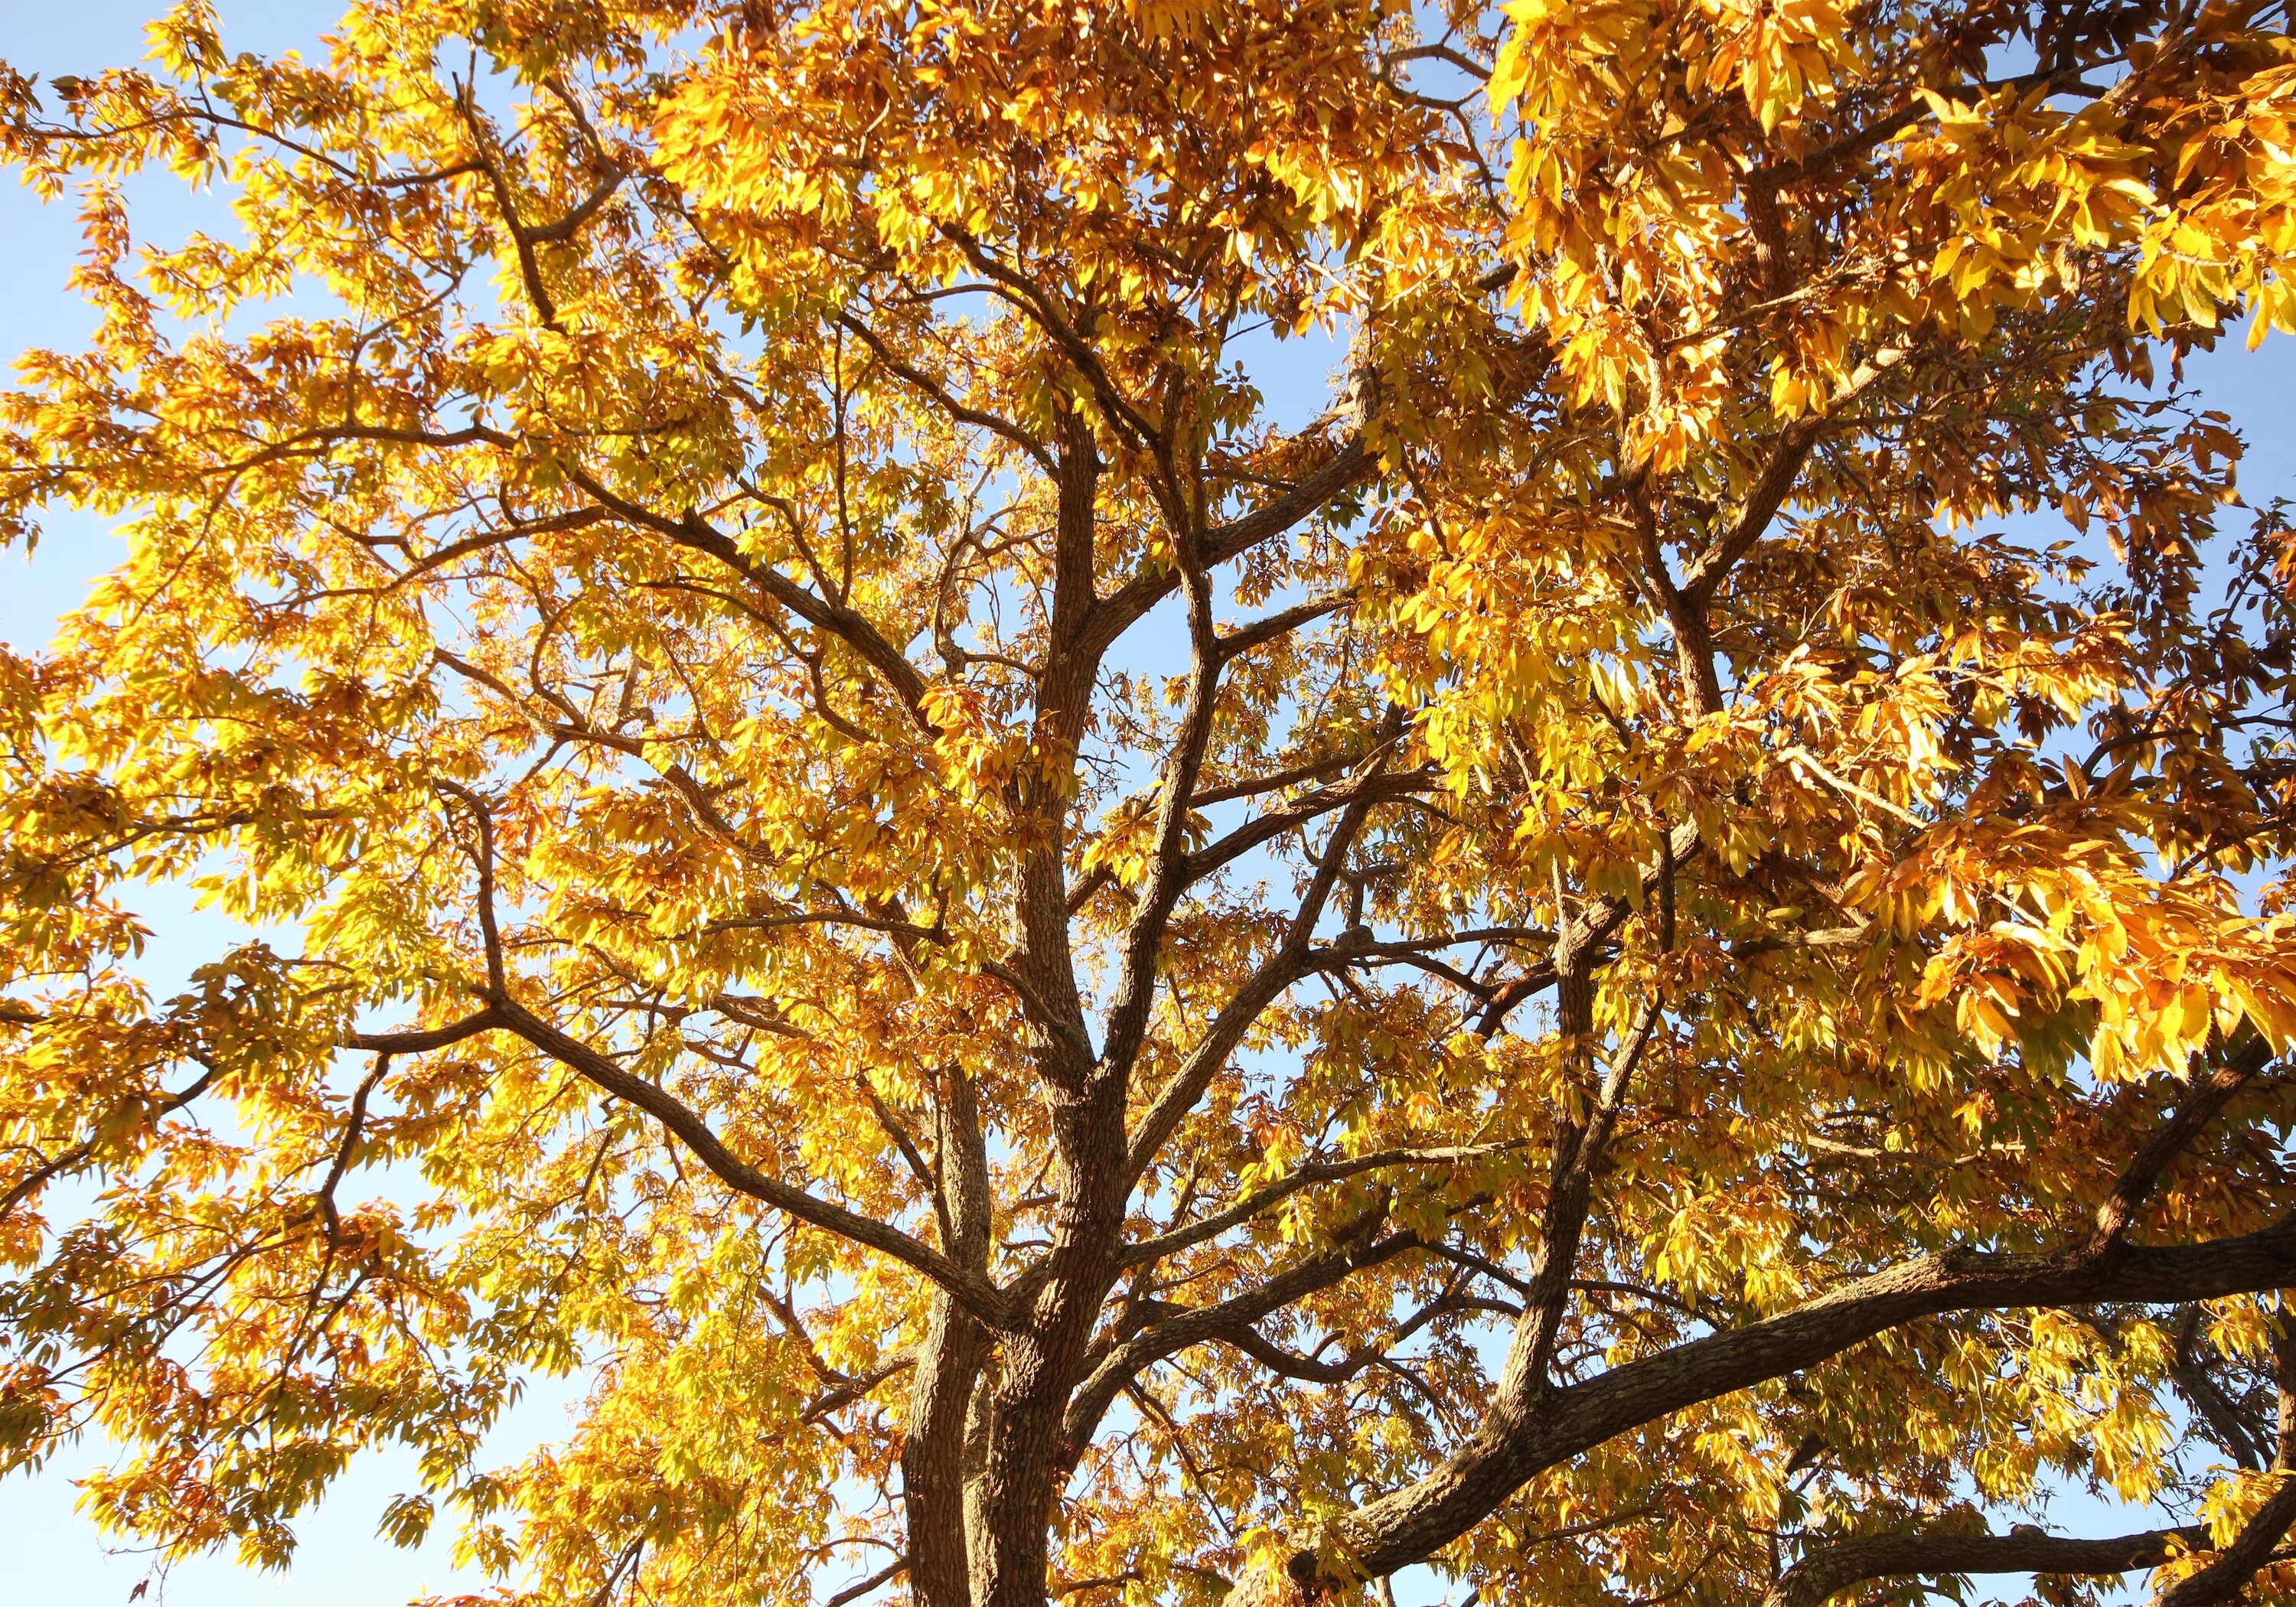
[[1765, 1525, 2209, 1607], [1124, 1144, 1520, 1266], [1337, 1218, 2296, 1577]]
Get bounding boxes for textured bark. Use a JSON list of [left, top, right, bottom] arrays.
[[906, 1293, 990, 1607], [1763, 1526, 2207, 1607], [908, 1067, 997, 1607], [1334, 1224, 2296, 1578], [975, 1207, 1126, 1607]]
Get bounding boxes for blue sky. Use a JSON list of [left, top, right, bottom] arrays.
[[0, 3, 2290, 1603]]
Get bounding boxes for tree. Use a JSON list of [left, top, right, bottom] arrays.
[[2, 0, 2294, 1603]]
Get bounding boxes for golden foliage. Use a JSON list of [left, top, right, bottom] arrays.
[[1, 2, 2294, 1605]]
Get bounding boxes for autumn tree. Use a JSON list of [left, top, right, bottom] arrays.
[[3, 1, 2296, 1605]]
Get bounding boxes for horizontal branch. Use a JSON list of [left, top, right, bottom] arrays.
[[1124, 1144, 1520, 1266], [1216, 591, 1354, 661], [344, 1008, 504, 1055], [1184, 768, 1433, 882], [1342, 1219, 2296, 1576], [1153, 1289, 1495, 1385], [1766, 1524, 2207, 1607], [1189, 751, 1362, 808]]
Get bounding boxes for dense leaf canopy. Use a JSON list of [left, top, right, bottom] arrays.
[[2, 2, 2296, 1606]]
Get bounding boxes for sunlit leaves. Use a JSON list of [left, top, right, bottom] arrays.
[[0, 0, 2292, 1604]]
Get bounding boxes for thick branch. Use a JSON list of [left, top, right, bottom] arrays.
[[1338, 1220, 2296, 1576], [1189, 751, 1362, 808], [345, 1008, 506, 1057], [1765, 1526, 2207, 1607], [1217, 592, 1355, 661]]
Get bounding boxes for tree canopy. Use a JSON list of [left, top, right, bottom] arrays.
[[3, 2, 2296, 1605]]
